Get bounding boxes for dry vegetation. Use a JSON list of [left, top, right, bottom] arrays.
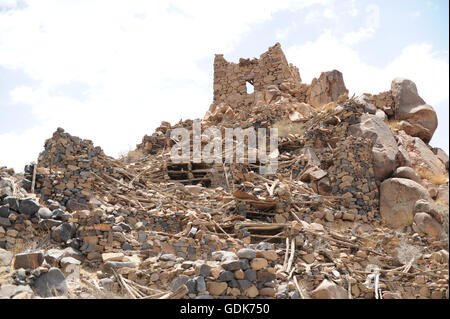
[[387, 119, 403, 133], [118, 149, 146, 164], [272, 119, 306, 138], [415, 167, 449, 185]]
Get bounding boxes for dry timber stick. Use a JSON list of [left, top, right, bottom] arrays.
[[210, 219, 236, 242], [119, 275, 139, 299], [254, 173, 276, 184], [245, 225, 287, 231], [282, 237, 290, 272], [347, 279, 352, 299], [81, 277, 102, 294], [128, 165, 155, 188], [159, 284, 188, 299], [245, 211, 277, 216], [287, 266, 296, 280], [113, 269, 137, 299], [122, 277, 161, 296], [241, 223, 289, 231], [94, 172, 132, 190], [286, 238, 296, 274], [293, 276, 307, 299], [147, 183, 191, 209], [223, 163, 231, 191], [264, 182, 271, 195], [269, 180, 279, 196], [112, 269, 137, 299], [252, 232, 285, 240], [374, 273, 380, 299], [352, 268, 445, 278], [114, 193, 143, 207], [124, 279, 145, 298], [291, 211, 362, 250], [403, 257, 415, 274], [218, 199, 236, 210], [305, 230, 360, 249], [31, 162, 37, 193], [240, 222, 290, 227], [141, 291, 170, 299]]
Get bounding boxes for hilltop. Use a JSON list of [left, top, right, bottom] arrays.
[[0, 43, 448, 299]]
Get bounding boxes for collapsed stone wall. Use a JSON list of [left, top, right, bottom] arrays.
[[136, 121, 172, 155], [33, 128, 112, 211], [294, 102, 379, 222]]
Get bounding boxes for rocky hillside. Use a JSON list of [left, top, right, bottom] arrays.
[[0, 43, 448, 299]]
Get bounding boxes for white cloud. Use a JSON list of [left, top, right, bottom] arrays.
[[0, 0, 325, 172], [276, 22, 297, 40], [346, 0, 359, 17], [287, 31, 449, 104], [409, 11, 421, 18], [342, 4, 380, 44], [323, 8, 335, 19], [303, 0, 335, 24], [0, 0, 19, 8], [286, 31, 449, 152]]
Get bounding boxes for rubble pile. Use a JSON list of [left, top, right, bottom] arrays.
[[29, 128, 114, 211], [0, 43, 448, 299]]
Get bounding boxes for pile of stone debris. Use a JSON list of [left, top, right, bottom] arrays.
[[0, 43, 448, 299]]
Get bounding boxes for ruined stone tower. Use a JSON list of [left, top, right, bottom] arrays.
[[213, 43, 302, 107]]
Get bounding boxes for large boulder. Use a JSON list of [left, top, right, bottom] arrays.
[[432, 147, 449, 171], [348, 114, 401, 180], [0, 284, 34, 299], [3, 196, 19, 212], [0, 205, 10, 218], [0, 178, 14, 198], [414, 212, 442, 239], [51, 222, 76, 243], [380, 178, 430, 228], [0, 248, 13, 266], [397, 131, 447, 181], [391, 78, 438, 143], [436, 185, 449, 206], [310, 279, 348, 299], [33, 267, 67, 297], [393, 167, 421, 183], [355, 94, 376, 114], [18, 198, 40, 216], [413, 199, 442, 223], [308, 70, 348, 108]]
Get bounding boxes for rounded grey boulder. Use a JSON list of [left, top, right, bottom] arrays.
[[33, 267, 67, 297], [18, 198, 40, 216], [38, 207, 53, 219]]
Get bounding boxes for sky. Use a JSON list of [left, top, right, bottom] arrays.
[[0, 0, 448, 172]]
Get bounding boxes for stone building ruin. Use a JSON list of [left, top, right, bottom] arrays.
[[212, 42, 349, 111], [213, 43, 302, 107]]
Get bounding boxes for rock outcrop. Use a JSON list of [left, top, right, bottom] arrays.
[[348, 113, 401, 180], [380, 178, 430, 228], [391, 78, 438, 143], [308, 70, 348, 108]]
